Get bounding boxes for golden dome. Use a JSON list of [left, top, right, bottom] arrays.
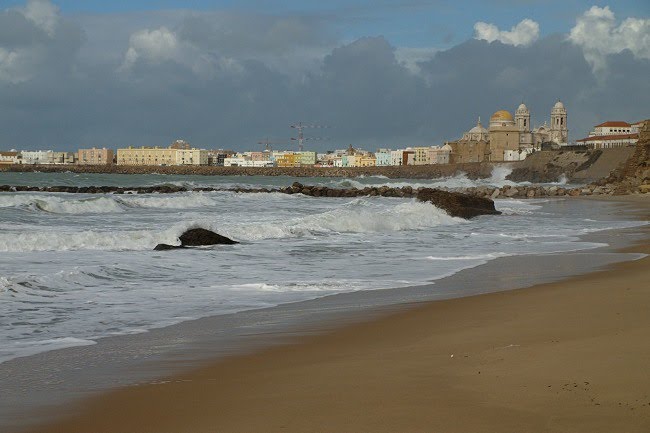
[[490, 110, 513, 122]]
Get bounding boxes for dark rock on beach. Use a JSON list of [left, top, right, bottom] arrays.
[[154, 228, 238, 251], [416, 188, 501, 219]]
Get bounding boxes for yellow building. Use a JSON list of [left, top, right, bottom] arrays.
[[358, 156, 377, 167], [276, 152, 299, 167], [413, 147, 431, 165], [117, 147, 178, 166], [488, 110, 520, 162], [176, 148, 208, 165]]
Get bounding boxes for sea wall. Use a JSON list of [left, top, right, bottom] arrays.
[[0, 162, 495, 179]]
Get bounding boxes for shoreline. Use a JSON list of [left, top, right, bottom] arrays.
[[6, 195, 649, 433]]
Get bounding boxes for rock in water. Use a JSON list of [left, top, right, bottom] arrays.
[[416, 188, 501, 219], [179, 228, 238, 246], [154, 228, 238, 250], [154, 243, 186, 251]]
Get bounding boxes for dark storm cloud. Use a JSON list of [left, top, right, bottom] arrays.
[[177, 13, 333, 57], [0, 2, 648, 151]]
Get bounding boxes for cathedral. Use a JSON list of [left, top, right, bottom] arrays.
[[449, 101, 568, 163]]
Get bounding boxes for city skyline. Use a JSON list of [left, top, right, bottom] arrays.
[[0, 0, 648, 151]]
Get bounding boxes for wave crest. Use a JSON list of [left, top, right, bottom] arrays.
[[0, 199, 462, 252], [0, 193, 220, 214]]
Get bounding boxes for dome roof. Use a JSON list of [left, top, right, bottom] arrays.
[[469, 124, 488, 134], [490, 110, 513, 122], [516, 103, 529, 113], [553, 100, 565, 110]]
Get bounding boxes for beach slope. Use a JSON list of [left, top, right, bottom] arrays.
[[26, 200, 650, 433]]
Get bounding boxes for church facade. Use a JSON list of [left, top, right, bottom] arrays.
[[448, 101, 568, 163]]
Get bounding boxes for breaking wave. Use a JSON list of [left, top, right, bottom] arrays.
[[0, 199, 462, 252], [0, 193, 220, 214], [222, 199, 463, 241], [327, 166, 523, 190]]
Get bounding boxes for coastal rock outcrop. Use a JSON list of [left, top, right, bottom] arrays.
[[154, 228, 238, 251], [416, 188, 501, 219]]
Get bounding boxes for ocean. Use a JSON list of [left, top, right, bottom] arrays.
[[0, 170, 644, 365]]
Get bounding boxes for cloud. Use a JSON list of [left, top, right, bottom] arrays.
[[0, 1, 648, 152], [0, 0, 82, 84], [474, 18, 540, 47], [120, 27, 181, 71], [568, 6, 650, 74], [394, 47, 439, 75], [20, 0, 59, 36]]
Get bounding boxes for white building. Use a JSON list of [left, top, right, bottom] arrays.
[[0, 151, 19, 165], [577, 120, 641, 149], [390, 150, 404, 166], [20, 150, 75, 165], [223, 157, 249, 167]]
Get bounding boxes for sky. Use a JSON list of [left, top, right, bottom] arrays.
[[0, 0, 648, 151]]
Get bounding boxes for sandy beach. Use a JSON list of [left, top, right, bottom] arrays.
[[15, 196, 649, 433]]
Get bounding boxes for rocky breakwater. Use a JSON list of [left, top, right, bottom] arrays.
[[0, 181, 632, 199], [253, 182, 642, 199]]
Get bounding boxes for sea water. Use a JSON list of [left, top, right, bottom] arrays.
[[0, 171, 642, 363]]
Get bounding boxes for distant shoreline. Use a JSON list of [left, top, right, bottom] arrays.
[[0, 162, 495, 179]]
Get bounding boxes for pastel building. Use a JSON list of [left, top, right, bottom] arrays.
[[375, 149, 392, 166], [77, 148, 114, 165], [275, 153, 299, 167], [428, 145, 452, 164], [176, 148, 208, 165], [358, 155, 377, 167], [390, 150, 404, 166], [0, 151, 19, 165], [297, 151, 317, 166], [117, 147, 177, 166], [413, 147, 431, 165], [341, 154, 357, 167]]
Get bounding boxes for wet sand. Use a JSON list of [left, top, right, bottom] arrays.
[[22, 196, 650, 433]]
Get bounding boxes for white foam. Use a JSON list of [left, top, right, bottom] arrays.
[[328, 166, 522, 190], [0, 192, 221, 215], [0, 194, 125, 214], [119, 193, 218, 209], [224, 199, 463, 241], [425, 252, 510, 261], [0, 226, 182, 252], [0, 337, 96, 364]]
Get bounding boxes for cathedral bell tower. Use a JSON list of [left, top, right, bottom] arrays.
[[550, 100, 568, 144], [515, 103, 530, 132]]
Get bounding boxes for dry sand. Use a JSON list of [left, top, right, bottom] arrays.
[[25, 197, 650, 433]]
